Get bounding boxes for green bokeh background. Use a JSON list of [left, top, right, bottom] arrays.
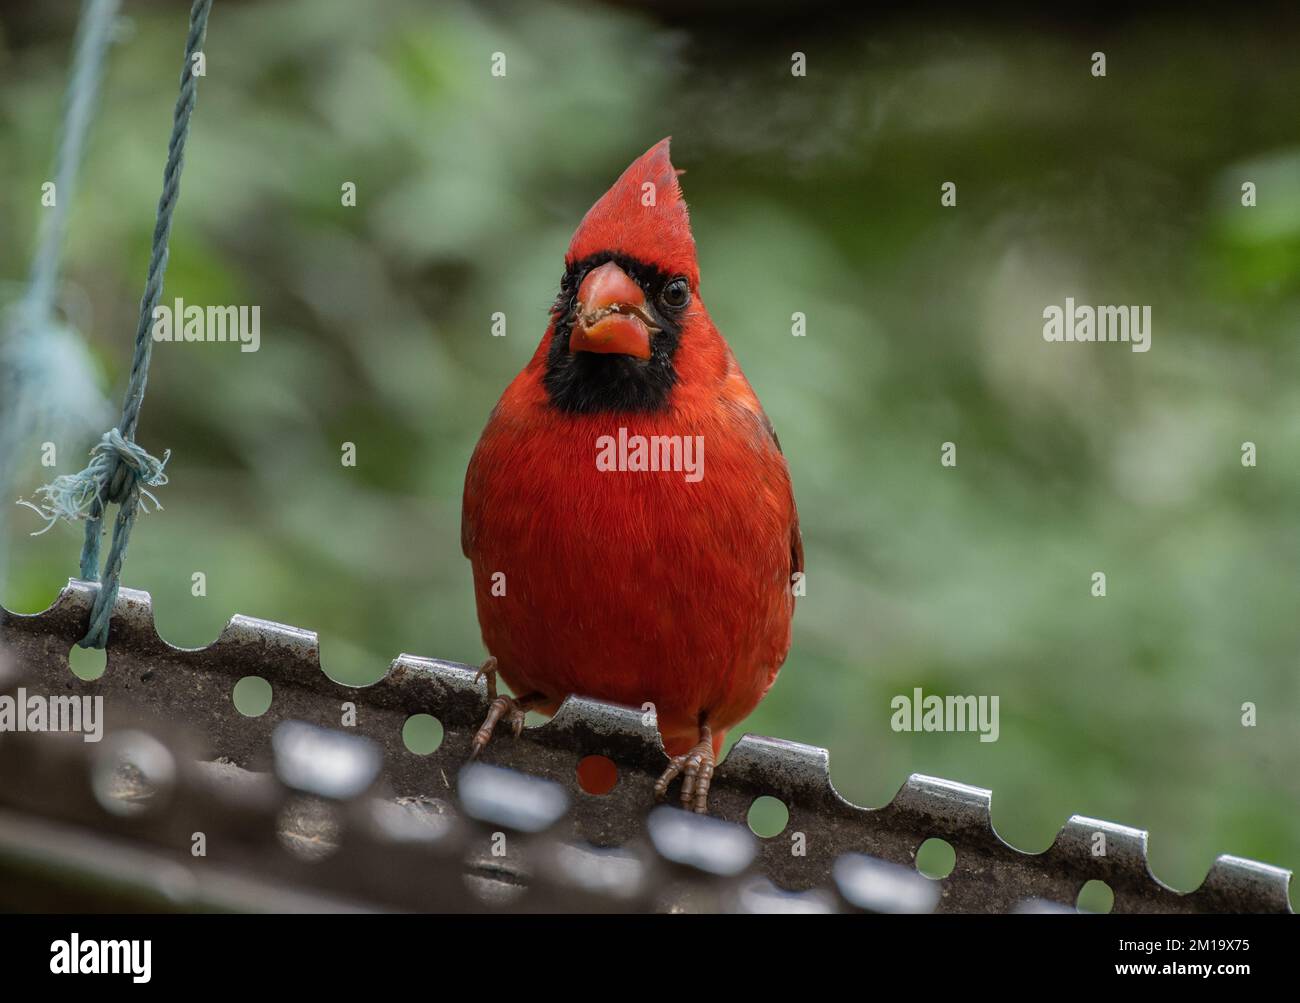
[[2, 1, 1297, 905]]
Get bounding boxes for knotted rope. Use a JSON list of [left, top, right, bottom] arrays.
[[23, 0, 213, 648]]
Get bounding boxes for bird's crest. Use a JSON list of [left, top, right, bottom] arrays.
[[566, 138, 699, 287]]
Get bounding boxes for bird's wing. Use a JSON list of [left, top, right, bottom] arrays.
[[461, 437, 486, 560], [719, 349, 803, 586], [764, 419, 804, 582]]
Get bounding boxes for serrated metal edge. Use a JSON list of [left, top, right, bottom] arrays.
[[1, 579, 1292, 913]]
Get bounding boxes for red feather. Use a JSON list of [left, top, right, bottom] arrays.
[[462, 139, 801, 758]]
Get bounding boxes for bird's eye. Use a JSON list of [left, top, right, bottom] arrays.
[[661, 277, 690, 309]]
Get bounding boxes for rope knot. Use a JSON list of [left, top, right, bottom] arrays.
[[16, 428, 169, 535], [15, 0, 209, 651], [96, 428, 168, 504]]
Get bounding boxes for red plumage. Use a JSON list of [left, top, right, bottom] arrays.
[[462, 139, 801, 785]]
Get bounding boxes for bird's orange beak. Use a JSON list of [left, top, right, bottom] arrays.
[[569, 261, 657, 360]]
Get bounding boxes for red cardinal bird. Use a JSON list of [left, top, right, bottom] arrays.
[[461, 138, 801, 812]]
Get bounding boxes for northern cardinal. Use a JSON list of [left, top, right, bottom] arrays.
[[461, 139, 801, 812]]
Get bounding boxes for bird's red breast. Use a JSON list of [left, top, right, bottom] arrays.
[[461, 139, 801, 757]]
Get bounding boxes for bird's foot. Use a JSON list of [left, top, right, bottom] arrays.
[[654, 725, 715, 814], [469, 657, 540, 759]]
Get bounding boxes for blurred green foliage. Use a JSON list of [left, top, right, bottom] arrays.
[[2, 1, 1297, 904]]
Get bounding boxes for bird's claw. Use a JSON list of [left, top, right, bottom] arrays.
[[654, 730, 715, 814], [472, 656, 499, 694], [468, 657, 532, 758]]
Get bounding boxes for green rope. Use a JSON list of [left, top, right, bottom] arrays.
[[22, 0, 121, 322], [24, 0, 213, 649], [18, 430, 169, 536], [0, 0, 119, 588]]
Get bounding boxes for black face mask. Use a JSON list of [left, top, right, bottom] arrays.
[[543, 252, 689, 415]]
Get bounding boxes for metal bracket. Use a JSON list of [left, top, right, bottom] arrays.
[[0, 579, 1292, 913]]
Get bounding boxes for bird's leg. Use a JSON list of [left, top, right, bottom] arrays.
[[654, 721, 716, 814], [468, 657, 544, 759]]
